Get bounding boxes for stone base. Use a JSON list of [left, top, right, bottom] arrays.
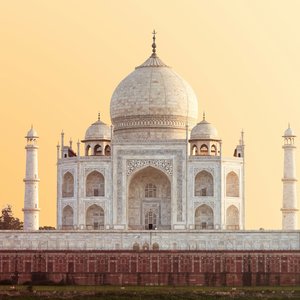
[[173, 224, 186, 230], [113, 225, 126, 230], [1, 250, 299, 286]]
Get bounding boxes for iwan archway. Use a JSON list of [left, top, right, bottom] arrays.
[[128, 166, 171, 230]]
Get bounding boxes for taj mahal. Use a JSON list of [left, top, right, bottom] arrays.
[[1, 33, 300, 287], [18, 33, 299, 253], [29, 32, 247, 232]]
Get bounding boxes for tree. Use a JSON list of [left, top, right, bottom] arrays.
[[0, 205, 23, 230], [39, 226, 56, 230]]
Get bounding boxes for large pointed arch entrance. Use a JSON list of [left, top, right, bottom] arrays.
[[128, 166, 171, 230]]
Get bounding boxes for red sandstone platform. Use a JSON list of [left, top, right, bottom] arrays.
[[0, 250, 299, 286]]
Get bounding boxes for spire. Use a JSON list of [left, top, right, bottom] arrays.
[[203, 112, 206, 121], [151, 30, 157, 57], [240, 129, 244, 146], [61, 130, 64, 158], [98, 112, 101, 122], [77, 139, 80, 157], [136, 30, 168, 69]]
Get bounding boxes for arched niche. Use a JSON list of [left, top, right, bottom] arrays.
[[192, 145, 198, 156], [195, 204, 214, 229], [152, 243, 159, 250], [104, 145, 111, 156], [62, 172, 74, 198], [226, 171, 239, 197], [128, 166, 171, 230], [85, 145, 91, 156], [195, 170, 214, 197], [86, 204, 104, 230], [226, 205, 240, 230], [94, 144, 102, 156], [133, 242, 140, 251], [86, 171, 105, 197], [211, 144, 217, 156], [62, 205, 74, 229], [200, 144, 209, 156]]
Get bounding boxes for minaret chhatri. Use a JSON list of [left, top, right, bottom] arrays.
[[23, 126, 40, 230], [281, 124, 298, 230]]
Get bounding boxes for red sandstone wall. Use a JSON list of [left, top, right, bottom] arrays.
[[0, 250, 299, 286]]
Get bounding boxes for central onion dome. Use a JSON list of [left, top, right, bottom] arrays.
[[110, 32, 198, 141]]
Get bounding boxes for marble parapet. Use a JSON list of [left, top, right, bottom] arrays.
[[0, 230, 299, 251]]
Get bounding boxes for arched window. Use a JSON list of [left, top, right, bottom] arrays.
[[62, 172, 74, 198], [145, 210, 157, 230], [192, 145, 198, 156], [195, 204, 214, 229], [152, 243, 159, 250], [226, 205, 240, 230], [105, 145, 111, 156], [195, 170, 214, 196], [226, 171, 239, 197], [94, 144, 102, 156], [128, 166, 171, 230], [86, 204, 104, 230], [85, 145, 91, 156], [133, 242, 140, 251], [145, 183, 157, 198], [86, 171, 105, 197], [211, 145, 217, 156], [62, 205, 73, 229], [142, 242, 149, 250], [200, 144, 209, 156]]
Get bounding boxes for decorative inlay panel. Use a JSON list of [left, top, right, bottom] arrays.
[[194, 168, 215, 176], [113, 115, 195, 131], [84, 168, 105, 176], [126, 159, 173, 176]]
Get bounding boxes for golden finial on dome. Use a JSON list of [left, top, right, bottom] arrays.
[[151, 30, 157, 57], [98, 112, 100, 121], [203, 112, 206, 121]]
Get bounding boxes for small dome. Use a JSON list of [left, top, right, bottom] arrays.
[[26, 126, 38, 138], [284, 125, 296, 137], [190, 118, 219, 140], [83, 117, 111, 141]]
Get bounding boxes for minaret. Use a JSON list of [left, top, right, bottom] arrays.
[[23, 126, 40, 230], [281, 124, 298, 230]]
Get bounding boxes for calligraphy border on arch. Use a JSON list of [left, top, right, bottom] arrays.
[[126, 159, 173, 177]]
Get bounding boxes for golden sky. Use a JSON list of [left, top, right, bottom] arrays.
[[0, 0, 300, 228]]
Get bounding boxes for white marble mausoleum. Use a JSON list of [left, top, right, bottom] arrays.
[[56, 34, 246, 232], [19, 34, 298, 253]]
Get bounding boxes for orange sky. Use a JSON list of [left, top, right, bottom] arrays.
[[0, 0, 300, 229]]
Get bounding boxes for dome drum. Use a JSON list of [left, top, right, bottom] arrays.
[[190, 141, 220, 156], [113, 115, 196, 140]]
